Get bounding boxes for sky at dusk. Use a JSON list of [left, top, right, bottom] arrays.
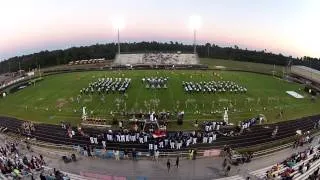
[[0, 0, 319, 61]]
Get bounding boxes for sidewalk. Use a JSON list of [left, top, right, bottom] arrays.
[[1, 133, 318, 180], [42, 145, 314, 180]]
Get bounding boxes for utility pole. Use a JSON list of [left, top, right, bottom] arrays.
[[18, 61, 21, 75], [272, 64, 275, 77], [39, 64, 41, 77], [117, 28, 120, 55], [193, 29, 196, 54]]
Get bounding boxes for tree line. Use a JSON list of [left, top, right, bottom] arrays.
[[0, 41, 319, 74]]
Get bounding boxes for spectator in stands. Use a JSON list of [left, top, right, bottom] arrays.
[[0, 141, 45, 179], [266, 144, 319, 179], [266, 171, 272, 179], [306, 134, 310, 143], [299, 163, 305, 174], [302, 163, 307, 174], [306, 162, 311, 171], [280, 167, 294, 179], [39, 173, 46, 180], [314, 167, 319, 177]]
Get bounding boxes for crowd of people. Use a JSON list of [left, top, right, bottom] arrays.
[[80, 77, 131, 94], [20, 121, 35, 136], [115, 53, 198, 65], [142, 53, 197, 65], [60, 121, 87, 138], [202, 117, 259, 137], [239, 117, 259, 130], [143, 53, 176, 64], [72, 115, 264, 154], [0, 141, 44, 179], [266, 145, 320, 179], [56, 113, 320, 179], [89, 129, 219, 151], [293, 131, 313, 148], [182, 80, 247, 94], [203, 121, 227, 132], [39, 168, 70, 180], [0, 136, 74, 180], [307, 167, 320, 180]]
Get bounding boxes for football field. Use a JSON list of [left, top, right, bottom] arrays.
[[0, 65, 319, 130]]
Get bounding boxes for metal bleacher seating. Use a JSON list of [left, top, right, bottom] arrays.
[[250, 144, 320, 179], [114, 53, 199, 65]]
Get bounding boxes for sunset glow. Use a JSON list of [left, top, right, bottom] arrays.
[[0, 0, 319, 60]]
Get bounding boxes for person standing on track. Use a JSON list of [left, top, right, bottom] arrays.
[[167, 159, 171, 172], [225, 165, 231, 176], [222, 158, 227, 170], [175, 156, 180, 168]]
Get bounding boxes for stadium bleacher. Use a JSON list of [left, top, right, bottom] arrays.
[[250, 144, 320, 179], [114, 53, 199, 65]]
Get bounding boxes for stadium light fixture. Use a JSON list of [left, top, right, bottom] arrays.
[[112, 17, 126, 55], [189, 15, 202, 54]]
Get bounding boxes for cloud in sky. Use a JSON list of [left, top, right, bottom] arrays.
[[0, 0, 319, 60]]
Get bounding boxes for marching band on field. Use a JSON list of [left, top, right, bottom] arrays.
[[142, 77, 169, 89], [182, 80, 247, 94], [80, 78, 131, 94]]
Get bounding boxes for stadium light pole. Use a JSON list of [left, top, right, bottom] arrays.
[[117, 28, 120, 54], [189, 15, 202, 54], [193, 29, 196, 54], [112, 17, 125, 55]]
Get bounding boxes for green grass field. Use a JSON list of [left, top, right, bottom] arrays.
[[0, 59, 319, 130], [201, 58, 285, 76]]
